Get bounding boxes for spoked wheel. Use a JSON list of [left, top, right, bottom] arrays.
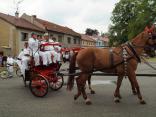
[[50, 74, 64, 91], [29, 75, 49, 97], [0, 70, 8, 79]]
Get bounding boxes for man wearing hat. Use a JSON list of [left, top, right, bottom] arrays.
[[28, 32, 40, 66]]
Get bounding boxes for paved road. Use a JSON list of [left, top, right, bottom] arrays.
[[0, 62, 156, 117]]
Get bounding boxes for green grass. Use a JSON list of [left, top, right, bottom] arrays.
[[146, 57, 156, 62]]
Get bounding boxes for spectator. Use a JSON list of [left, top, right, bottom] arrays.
[[6, 55, 14, 78]]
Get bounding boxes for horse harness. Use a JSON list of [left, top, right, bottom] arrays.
[[105, 42, 142, 77]]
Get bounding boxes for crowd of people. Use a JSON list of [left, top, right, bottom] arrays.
[[0, 32, 76, 78], [16, 32, 63, 78]]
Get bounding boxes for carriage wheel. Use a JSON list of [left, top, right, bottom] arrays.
[[29, 75, 49, 97], [50, 74, 64, 91], [0, 70, 8, 79]]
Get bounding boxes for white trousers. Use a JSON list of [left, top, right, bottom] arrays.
[[20, 56, 30, 78], [39, 51, 52, 65], [32, 52, 40, 66]]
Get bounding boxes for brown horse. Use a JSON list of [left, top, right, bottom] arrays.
[[67, 31, 156, 105]]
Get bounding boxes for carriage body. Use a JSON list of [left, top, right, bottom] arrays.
[[23, 42, 64, 97]]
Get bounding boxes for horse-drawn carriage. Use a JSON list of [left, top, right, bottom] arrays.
[[21, 30, 156, 105], [22, 42, 64, 97]]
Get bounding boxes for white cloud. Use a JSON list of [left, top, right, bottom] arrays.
[[0, 0, 119, 33]]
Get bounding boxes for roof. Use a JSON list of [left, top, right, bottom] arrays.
[[90, 35, 109, 42], [0, 12, 44, 32], [100, 36, 109, 42], [81, 34, 96, 42], [35, 18, 80, 37]]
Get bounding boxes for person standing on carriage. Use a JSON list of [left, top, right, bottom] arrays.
[[28, 33, 40, 66]]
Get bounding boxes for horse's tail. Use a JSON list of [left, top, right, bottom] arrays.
[[67, 52, 78, 91]]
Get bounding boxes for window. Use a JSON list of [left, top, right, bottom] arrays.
[[77, 38, 80, 44], [67, 37, 71, 44], [74, 38, 76, 44], [21, 32, 28, 41], [58, 35, 63, 42]]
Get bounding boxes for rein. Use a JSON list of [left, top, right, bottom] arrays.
[[127, 42, 141, 63], [141, 56, 156, 70]]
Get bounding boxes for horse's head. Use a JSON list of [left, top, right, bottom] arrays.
[[144, 26, 156, 47]]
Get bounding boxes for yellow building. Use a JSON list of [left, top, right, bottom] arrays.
[[81, 34, 96, 48], [0, 12, 44, 56]]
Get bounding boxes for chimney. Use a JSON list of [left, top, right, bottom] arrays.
[[32, 15, 37, 19], [15, 11, 19, 18], [30, 15, 37, 23]]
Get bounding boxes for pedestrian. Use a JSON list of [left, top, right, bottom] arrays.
[[0, 53, 3, 67], [6, 55, 14, 78], [17, 42, 31, 78]]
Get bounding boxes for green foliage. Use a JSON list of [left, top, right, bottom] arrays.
[[85, 28, 99, 36], [108, 0, 156, 46]]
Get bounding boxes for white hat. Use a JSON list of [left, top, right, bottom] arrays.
[[44, 33, 49, 36]]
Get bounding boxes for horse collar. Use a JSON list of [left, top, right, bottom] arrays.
[[127, 42, 141, 63]]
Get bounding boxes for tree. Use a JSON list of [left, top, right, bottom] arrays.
[[85, 28, 99, 36], [108, 0, 156, 46]]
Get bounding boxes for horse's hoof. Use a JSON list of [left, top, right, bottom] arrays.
[[132, 90, 137, 95], [114, 97, 120, 103], [140, 100, 146, 104], [74, 95, 78, 100], [85, 98, 92, 105], [91, 90, 95, 94]]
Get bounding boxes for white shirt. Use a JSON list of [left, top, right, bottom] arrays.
[[28, 38, 39, 54], [7, 57, 14, 66]]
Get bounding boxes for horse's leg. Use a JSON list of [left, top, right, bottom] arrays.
[[114, 75, 123, 103], [88, 75, 95, 94], [74, 76, 81, 100], [129, 72, 146, 104], [77, 73, 92, 105], [128, 76, 137, 95]]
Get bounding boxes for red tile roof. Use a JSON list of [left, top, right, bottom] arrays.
[[81, 34, 96, 42], [35, 18, 80, 37], [0, 12, 44, 32]]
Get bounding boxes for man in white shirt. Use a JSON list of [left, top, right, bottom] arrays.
[[28, 33, 40, 66], [17, 42, 31, 78], [43, 33, 58, 63], [38, 35, 50, 66]]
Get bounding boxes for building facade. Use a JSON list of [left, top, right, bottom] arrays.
[[0, 12, 81, 56], [21, 14, 81, 48], [0, 12, 44, 56], [81, 34, 96, 48], [91, 35, 109, 48]]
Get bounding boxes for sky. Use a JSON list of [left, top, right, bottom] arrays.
[[0, 0, 119, 33]]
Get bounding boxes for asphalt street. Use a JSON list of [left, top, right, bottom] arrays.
[[0, 62, 156, 117]]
